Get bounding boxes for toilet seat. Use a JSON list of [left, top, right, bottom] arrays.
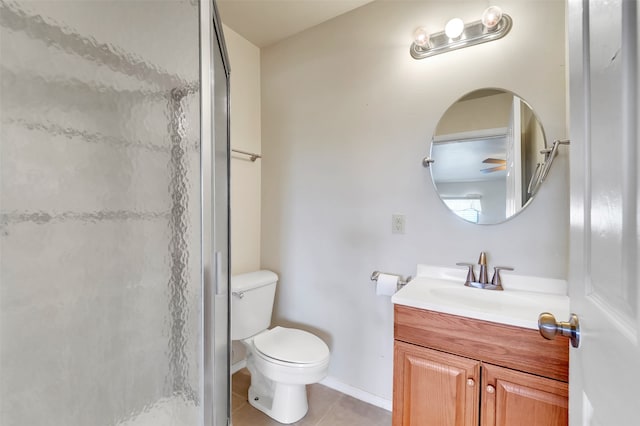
[[253, 326, 330, 365]]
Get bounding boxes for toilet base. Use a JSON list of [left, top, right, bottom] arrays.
[[248, 381, 309, 424]]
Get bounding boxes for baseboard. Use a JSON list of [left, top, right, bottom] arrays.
[[319, 376, 392, 412], [231, 359, 247, 375]]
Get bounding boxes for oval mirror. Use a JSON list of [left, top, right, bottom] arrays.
[[428, 88, 547, 224]]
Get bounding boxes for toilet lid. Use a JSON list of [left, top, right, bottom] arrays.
[[253, 326, 330, 364]]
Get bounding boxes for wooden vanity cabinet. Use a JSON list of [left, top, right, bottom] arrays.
[[481, 363, 568, 426], [394, 341, 480, 426], [393, 305, 569, 426]]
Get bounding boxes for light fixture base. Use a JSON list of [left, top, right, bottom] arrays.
[[410, 14, 512, 60]]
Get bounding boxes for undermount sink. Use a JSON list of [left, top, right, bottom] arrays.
[[391, 266, 570, 330]]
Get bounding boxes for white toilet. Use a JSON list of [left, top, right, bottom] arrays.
[[231, 270, 330, 424]]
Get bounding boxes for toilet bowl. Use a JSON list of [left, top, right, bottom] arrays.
[[243, 327, 330, 423], [231, 271, 331, 424]]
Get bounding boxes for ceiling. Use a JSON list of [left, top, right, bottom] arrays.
[[217, 0, 375, 48]]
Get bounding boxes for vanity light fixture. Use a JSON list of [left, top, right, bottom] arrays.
[[410, 6, 512, 60]]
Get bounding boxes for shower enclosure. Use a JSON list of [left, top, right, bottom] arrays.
[[0, 0, 230, 425]]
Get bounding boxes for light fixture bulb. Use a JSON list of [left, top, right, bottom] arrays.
[[444, 18, 465, 39], [482, 6, 503, 29], [413, 27, 430, 48]]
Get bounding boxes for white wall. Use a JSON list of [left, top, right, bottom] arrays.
[[261, 0, 568, 404], [224, 25, 262, 275]]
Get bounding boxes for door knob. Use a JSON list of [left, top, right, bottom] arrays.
[[538, 312, 580, 348]]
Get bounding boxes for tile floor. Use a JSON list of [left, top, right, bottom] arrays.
[[231, 369, 392, 426]]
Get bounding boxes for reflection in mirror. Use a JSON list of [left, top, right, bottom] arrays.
[[429, 89, 546, 224]]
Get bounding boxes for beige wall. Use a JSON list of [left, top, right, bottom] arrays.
[[224, 25, 262, 275], [261, 0, 568, 404], [436, 92, 512, 135]]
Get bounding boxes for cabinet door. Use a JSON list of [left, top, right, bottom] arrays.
[[393, 341, 480, 426], [481, 363, 568, 426]]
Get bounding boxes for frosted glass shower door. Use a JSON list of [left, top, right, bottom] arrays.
[[0, 1, 229, 425]]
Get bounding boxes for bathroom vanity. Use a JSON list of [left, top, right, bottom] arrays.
[[391, 266, 570, 426]]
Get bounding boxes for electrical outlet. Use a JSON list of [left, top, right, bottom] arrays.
[[392, 214, 405, 234]]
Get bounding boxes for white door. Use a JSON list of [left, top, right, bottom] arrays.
[[568, 1, 640, 425]]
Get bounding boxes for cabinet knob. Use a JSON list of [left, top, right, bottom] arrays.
[[467, 378, 475, 387], [486, 385, 495, 394]]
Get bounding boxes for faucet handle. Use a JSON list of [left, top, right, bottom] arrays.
[[491, 266, 514, 287], [456, 262, 476, 285]]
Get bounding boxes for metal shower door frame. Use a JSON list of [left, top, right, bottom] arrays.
[[200, 0, 231, 425]]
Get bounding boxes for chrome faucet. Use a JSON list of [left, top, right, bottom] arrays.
[[456, 252, 513, 290]]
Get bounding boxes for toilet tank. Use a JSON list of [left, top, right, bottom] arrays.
[[231, 270, 278, 340]]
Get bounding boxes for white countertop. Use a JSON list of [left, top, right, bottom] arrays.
[[391, 265, 570, 330]]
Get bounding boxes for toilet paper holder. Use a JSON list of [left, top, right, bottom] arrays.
[[370, 271, 412, 290]]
